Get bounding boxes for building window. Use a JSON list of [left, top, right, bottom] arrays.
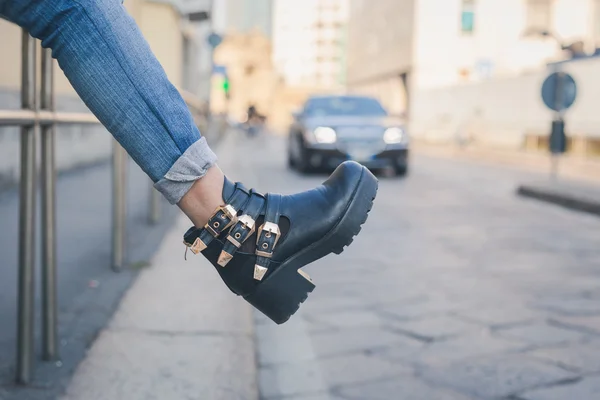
[[525, 0, 553, 33], [461, 0, 476, 34]]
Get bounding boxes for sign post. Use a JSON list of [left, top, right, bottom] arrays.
[[541, 70, 577, 180]]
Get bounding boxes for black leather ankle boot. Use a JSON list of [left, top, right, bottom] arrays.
[[183, 161, 378, 324]]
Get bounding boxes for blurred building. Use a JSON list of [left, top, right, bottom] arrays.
[[347, 0, 600, 153], [0, 0, 206, 187], [195, 0, 273, 102], [272, 0, 349, 89], [210, 29, 314, 132], [346, 0, 414, 115], [210, 31, 279, 123], [140, 0, 205, 92], [221, 0, 273, 37]]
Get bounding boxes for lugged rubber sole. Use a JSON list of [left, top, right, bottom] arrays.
[[244, 166, 379, 324]]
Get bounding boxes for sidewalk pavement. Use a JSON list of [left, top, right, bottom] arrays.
[[60, 212, 258, 400], [415, 142, 600, 216], [413, 142, 600, 184]]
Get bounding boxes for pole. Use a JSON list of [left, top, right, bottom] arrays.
[[550, 152, 559, 180], [16, 31, 37, 384], [112, 140, 127, 272], [40, 47, 58, 361], [550, 69, 565, 181]]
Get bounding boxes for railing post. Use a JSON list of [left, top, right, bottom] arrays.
[[16, 31, 37, 384], [112, 141, 127, 271], [40, 47, 58, 361]]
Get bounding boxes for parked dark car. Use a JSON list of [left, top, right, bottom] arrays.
[[287, 95, 409, 175]]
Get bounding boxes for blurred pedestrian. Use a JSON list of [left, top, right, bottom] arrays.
[[0, 0, 378, 323], [245, 104, 265, 137]]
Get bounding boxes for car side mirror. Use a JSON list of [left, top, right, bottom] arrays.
[[292, 110, 303, 121]]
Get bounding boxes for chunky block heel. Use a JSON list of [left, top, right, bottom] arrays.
[[244, 267, 315, 324]]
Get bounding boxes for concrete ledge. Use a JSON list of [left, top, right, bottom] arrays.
[[517, 180, 600, 217]]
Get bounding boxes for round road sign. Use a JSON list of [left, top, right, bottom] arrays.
[[541, 72, 577, 112]]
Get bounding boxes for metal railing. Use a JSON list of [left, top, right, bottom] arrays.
[[2, 30, 162, 384]]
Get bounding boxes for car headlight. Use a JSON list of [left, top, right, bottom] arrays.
[[313, 127, 337, 144], [383, 127, 406, 144]]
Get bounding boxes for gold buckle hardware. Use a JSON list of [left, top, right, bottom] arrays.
[[190, 237, 207, 254], [256, 221, 281, 254], [238, 214, 256, 231], [253, 265, 268, 281], [221, 204, 237, 220], [226, 214, 256, 248], [204, 204, 238, 237]]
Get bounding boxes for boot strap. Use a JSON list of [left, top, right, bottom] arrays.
[[218, 191, 266, 267], [183, 183, 283, 282], [254, 194, 282, 281], [186, 182, 249, 254]]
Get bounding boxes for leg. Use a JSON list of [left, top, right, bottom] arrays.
[[0, 0, 222, 225], [1, 0, 379, 324]]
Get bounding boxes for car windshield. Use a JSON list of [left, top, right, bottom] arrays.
[[304, 97, 387, 117]]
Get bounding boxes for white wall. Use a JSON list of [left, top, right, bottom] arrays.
[[346, 0, 415, 85], [410, 56, 600, 147], [273, 0, 320, 85], [412, 0, 593, 90], [224, 0, 273, 36], [345, 0, 600, 149]]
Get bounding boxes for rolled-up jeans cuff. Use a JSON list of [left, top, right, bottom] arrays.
[[154, 137, 217, 204]]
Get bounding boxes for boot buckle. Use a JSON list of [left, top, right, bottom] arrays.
[[238, 214, 256, 231], [205, 204, 238, 237], [221, 204, 238, 220], [256, 221, 281, 257], [226, 214, 256, 248]]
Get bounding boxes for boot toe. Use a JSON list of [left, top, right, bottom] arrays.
[[324, 161, 366, 192]]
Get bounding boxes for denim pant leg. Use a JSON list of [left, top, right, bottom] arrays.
[[0, 0, 217, 204]]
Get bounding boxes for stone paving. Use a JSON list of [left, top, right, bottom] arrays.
[[227, 133, 600, 400], [48, 132, 600, 400]]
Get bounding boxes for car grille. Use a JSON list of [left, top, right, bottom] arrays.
[[335, 126, 386, 155]]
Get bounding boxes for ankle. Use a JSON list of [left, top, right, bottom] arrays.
[[178, 165, 226, 227]]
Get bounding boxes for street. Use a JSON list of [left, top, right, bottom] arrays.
[[3, 0, 600, 398], [224, 132, 600, 400], [4, 131, 600, 400]]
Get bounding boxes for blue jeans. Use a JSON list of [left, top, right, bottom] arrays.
[[0, 0, 217, 204]]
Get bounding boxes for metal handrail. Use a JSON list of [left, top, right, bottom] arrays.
[[0, 109, 98, 126], [0, 30, 153, 385], [3, 29, 211, 386]]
